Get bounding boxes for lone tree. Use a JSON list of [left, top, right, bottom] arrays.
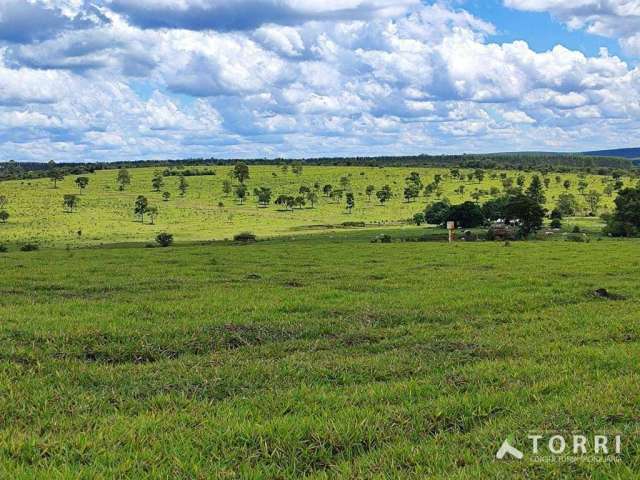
[[376, 185, 392, 205], [75, 176, 89, 193], [117, 167, 131, 191], [147, 206, 159, 225], [345, 192, 355, 213], [563, 179, 571, 191], [0, 210, 9, 224], [233, 162, 250, 184], [322, 184, 333, 197], [413, 212, 425, 226], [178, 175, 189, 196], [291, 162, 303, 176], [254, 186, 272, 207], [307, 191, 318, 208], [222, 179, 232, 196], [162, 191, 171, 202], [134, 195, 149, 222], [365, 185, 375, 201], [63, 194, 80, 213], [49, 163, 64, 189], [0, 195, 8, 209], [235, 184, 247, 204], [152, 171, 164, 192]]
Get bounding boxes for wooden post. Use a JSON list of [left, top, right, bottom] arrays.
[[447, 221, 455, 243]]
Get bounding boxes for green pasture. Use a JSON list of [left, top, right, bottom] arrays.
[[0, 165, 632, 247], [1, 232, 639, 478]]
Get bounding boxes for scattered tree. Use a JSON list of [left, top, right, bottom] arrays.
[[155, 232, 173, 247], [585, 190, 601, 215], [233, 162, 250, 184], [75, 176, 89, 193], [376, 185, 392, 205], [222, 179, 232, 196], [0, 210, 9, 224], [525, 175, 546, 204], [365, 185, 375, 201], [235, 184, 247, 204], [162, 191, 171, 202], [307, 191, 318, 208], [63, 194, 80, 213], [147, 206, 159, 225], [254, 186, 272, 207], [178, 175, 189, 196], [345, 192, 355, 213], [152, 171, 164, 192], [117, 168, 131, 191], [134, 195, 149, 222]]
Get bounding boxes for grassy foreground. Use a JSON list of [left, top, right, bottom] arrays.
[[1, 232, 639, 478]]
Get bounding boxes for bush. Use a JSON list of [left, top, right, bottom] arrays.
[[566, 233, 590, 243], [550, 218, 562, 229], [371, 234, 392, 243], [20, 243, 39, 252], [572, 225, 581, 233], [341, 221, 366, 228], [0, 244, 7, 253], [234, 232, 257, 243], [463, 230, 477, 242], [155, 232, 174, 247]]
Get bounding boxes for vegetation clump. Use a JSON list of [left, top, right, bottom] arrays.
[[155, 232, 174, 247], [234, 232, 257, 243]]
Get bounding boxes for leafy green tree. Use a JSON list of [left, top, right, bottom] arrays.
[[134, 195, 148, 222], [155, 232, 173, 247], [75, 176, 89, 193], [147, 206, 159, 225], [178, 175, 189, 196], [525, 175, 546, 204], [603, 187, 640, 237], [49, 167, 64, 189], [556, 193, 578, 216], [563, 179, 571, 191], [339, 176, 350, 189], [585, 190, 601, 215], [413, 212, 425, 226], [365, 185, 375, 201], [345, 192, 355, 213], [424, 201, 450, 225], [299, 185, 311, 195], [233, 162, 250, 184], [294, 196, 306, 209], [322, 184, 333, 197], [152, 172, 164, 192], [448, 201, 485, 228], [275, 195, 294, 211], [117, 168, 131, 191], [307, 191, 318, 208], [254, 186, 272, 207], [222, 179, 232, 196], [162, 191, 171, 202], [481, 196, 508, 222], [235, 184, 247, 204], [504, 194, 546, 237], [516, 175, 525, 188], [0, 195, 8, 209], [376, 185, 392, 205], [291, 162, 303, 176], [0, 210, 9, 224], [63, 194, 80, 213], [473, 169, 485, 183]]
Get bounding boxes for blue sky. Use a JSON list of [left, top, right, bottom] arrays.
[[1, 0, 639, 162]]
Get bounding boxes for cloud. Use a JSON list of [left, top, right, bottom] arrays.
[[0, 1, 640, 161], [505, 0, 640, 56], [107, 0, 419, 31]]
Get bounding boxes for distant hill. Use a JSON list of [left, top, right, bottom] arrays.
[[584, 148, 640, 160]]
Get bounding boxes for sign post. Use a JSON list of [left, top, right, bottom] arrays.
[[447, 221, 455, 243]]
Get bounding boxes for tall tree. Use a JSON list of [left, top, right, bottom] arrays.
[[151, 171, 164, 192], [233, 162, 250, 184], [75, 176, 89, 193], [134, 195, 149, 222], [525, 175, 546, 204], [63, 194, 80, 213], [178, 175, 189, 196], [117, 168, 131, 191]]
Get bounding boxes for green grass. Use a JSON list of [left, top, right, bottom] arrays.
[[0, 165, 631, 247], [1, 231, 639, 478]]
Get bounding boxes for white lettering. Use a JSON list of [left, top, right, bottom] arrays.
[[528, 435, 543, 454], [549, 435, 566, 454], [594, 435, 608, 454], [573, 435, 587, 454]]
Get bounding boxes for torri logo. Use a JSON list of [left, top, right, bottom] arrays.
[[496, 434, 622, 461]]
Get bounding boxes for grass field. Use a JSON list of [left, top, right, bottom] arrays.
[[0, 165, 632, 247], [1, 231, 639, 478]]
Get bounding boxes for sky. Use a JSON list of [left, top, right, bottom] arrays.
[[1, 0, 640, 162]]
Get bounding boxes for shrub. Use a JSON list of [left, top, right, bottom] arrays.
[[234, 232, 257, 243], [463, 230, 477, 242], [371, 234, 392, 243], [341, 221, 366, 228], [155, 232, 174, 247], [572, 225, 581, 233], [0, 244, 7, 253], [550, 218, 562, 229], [20, 243, 39, 252], [566, 233, 590, 243]]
